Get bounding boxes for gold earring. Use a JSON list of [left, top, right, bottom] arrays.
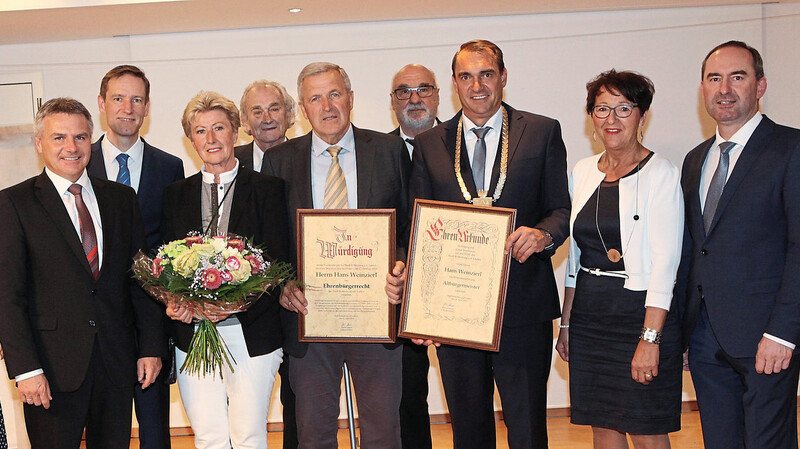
[[638, 127, 644, 142], [592, 131, 597, 142]]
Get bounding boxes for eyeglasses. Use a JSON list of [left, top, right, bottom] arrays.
[[392, 86, 437, 100], [592, 103, 638, 119]]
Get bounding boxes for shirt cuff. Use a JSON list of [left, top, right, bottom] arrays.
[[763, 333, 796, 350], [15, 368, 44, 382]]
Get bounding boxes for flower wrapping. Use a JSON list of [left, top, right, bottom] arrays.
[[132, 233, 292, 378]]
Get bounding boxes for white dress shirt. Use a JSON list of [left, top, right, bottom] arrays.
[[462, 107, 504, 191], [310, 126, 358, 209], [101, 134, 144, 192]]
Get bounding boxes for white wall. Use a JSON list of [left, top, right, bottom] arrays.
[[2, 2, 800, 428]]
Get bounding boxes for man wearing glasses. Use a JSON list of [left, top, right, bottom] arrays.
[[389, 64, 439, 448], [390, 64, 440, 163]]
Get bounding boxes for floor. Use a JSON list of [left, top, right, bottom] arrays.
[[121, 410, 708, 448]]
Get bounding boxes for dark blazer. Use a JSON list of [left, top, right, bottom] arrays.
[[0, 172, 165, 392], [160, 167, 291, 357], [678, 116, 800, 356], [262, 126, 411, 357], [88, 136, 185, 251], [411, 104, 570, 329], [234, 141, 256, 171]]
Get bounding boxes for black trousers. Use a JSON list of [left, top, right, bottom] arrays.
[[437, 322, 553, 449], [400, 339, 432, 449], [23, 341, 134, 449]]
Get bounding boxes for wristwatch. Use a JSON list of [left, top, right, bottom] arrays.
[[537, 228, 555, 251], [640, 327, 662, 344]]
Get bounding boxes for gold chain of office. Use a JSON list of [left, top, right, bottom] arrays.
[[454, 107, 509, 206]]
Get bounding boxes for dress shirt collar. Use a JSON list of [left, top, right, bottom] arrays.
[[45, 167, 93, 197], [201, 159, 240, 185], [461, 106, 503, 135], [311, 125, 355, 157], [101, 134, 144, 167], [713, 113, 762, 149]]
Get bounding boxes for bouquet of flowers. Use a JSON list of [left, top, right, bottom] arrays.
[[132, 233, 292, 378]]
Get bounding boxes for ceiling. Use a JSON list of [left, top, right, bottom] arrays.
[[0, 0, 786, 45]]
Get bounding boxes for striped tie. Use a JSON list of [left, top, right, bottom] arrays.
[[324, 146, 349, 209], [115, 153, 131, 186], [68, 184, 100, 279]]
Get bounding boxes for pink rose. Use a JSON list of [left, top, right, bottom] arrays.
[[227, 238, 245, 252], [225, 256, 241, 271], [151, 258, 165, 277], [202, 268, 223, 290], [185, 236, 204, 247], [220, 270, 233, 282], [245, 255, 262, 274]]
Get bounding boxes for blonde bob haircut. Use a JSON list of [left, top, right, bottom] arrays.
[[181, 91, 241, 137]]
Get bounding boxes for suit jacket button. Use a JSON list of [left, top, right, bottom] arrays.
[[700, 249, 708, 255], [91, 289, 98, 295], [88, 320, 96, 327]]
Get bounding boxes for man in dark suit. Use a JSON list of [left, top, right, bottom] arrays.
[[678, 41, 800, 449], [235, 80, 297, 172], [390, 64, 440, 163], [0, 98, 164, 448], [86, 65, 184, 449], [262, 62, 410, 449], [387, 39, 570, 449], [235, 79, 300, 449], [389, 62, 440, 449]]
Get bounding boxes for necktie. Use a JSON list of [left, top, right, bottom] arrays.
[[209, 183, 220, 236], [703, 141, 736, 232], [472, 127, 491, 191], [68, 184, 100, 279], [115, 153, 131, 186], [405, 138, 416, 160], [324, 146, 349, 209]]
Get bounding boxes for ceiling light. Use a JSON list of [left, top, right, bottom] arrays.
[[288, 7, 302, 13]]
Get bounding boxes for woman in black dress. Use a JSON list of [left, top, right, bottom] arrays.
[[556, 70, 684, 448]]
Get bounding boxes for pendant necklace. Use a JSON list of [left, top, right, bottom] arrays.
[[595, 159, 640, 263]]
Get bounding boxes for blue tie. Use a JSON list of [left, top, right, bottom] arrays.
[[116, 153, 131, 186]]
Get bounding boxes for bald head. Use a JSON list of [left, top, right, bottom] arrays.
[[391, 64, 439, 137]]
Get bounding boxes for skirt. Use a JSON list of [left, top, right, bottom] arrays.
[[568, 271, 682, 434]]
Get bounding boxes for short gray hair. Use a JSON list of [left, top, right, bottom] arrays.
[[297, 62, 351, 102], [239, 80, 298, 128], [34, 97, 93, 137]]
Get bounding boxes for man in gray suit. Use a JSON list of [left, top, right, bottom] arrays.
[[679, 40, 800, 449], [262, 62, 409, 449]]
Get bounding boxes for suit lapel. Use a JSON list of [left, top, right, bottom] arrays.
[[138, 140, 156, 201], [707, 117, 775, 235], [488, 104, 524, 193], [92, 178, 114, 279], [684, 140, 711, 240], [88, 138, 109, 179], [354, 127, 374, 209], [180, 174, 204, 233], [228, 168, 251, 231], [294, 134, 314, 209], [33, 172, 94, 277], [444, 113, 479, 197]]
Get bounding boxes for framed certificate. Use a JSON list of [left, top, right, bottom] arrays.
[[297, 209, 396, 343], [398, 199, 516, 351]]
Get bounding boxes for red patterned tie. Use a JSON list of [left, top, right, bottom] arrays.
[[68, 184, 99, 279]]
